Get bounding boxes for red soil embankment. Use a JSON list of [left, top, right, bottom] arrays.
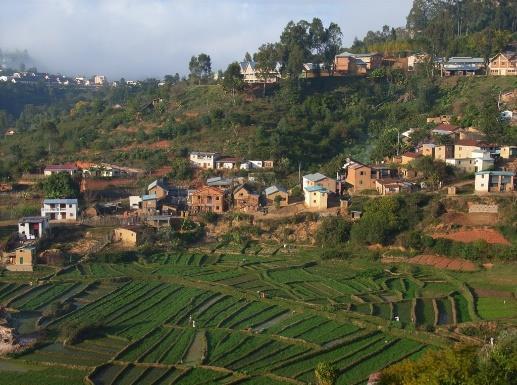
[[432, 229, 510, 245], [409, 254, 478, 272]]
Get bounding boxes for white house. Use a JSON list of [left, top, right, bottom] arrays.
[[215, 157, 240, 170], [44, 163, 79, 176], [475, 171, 515, 193], [129, 196, 143, 210], [471, 149, 495, 171], [94, 75, 106, 85], [189, 151, 220, 169], [18, 216, 49, 240], [41, 198, 78, 221]]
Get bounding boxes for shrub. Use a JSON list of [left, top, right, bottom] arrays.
[[316, 217, 352, 245]]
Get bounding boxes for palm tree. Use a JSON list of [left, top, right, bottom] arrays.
[[315, 362, 337, 385]]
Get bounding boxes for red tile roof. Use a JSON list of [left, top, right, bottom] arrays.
[[433, 124, 459, 132], [44, 162, 78, 171]]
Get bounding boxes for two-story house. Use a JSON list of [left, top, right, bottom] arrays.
[[239, 61, 281, 84], [440, 57, 485, 76], [41, 198, 78, 221], [302, 173, 337, 194], [189, 152, 220, 169], [190, 186, 227, 213], [475, 171, 515, 193], [233, 185, 260, 212], [489, 51, 517, 76]]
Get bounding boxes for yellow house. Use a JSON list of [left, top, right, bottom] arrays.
[[454, 140, 486, 159], [500, 146, 517, 159], [489, 52, 517, 76], [5, 247, 35, 272], [304, 185, 328, 209], [434, 145, 454, 161], [112, 227, 142, 246]]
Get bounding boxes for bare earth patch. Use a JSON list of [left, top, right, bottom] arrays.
[[440, 212, 499, 226], [432, 228, 510, 245], [409, 254, 478, 272]]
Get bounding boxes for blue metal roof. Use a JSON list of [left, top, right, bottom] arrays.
[[142, 194, 157, 201], [476, 171, 514, 176], [43, 198, 78, 204]]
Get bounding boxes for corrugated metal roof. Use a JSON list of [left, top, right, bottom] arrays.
[[303, 172, 327, 182], [43, 198, 78, 204], [264, 185, 287, 195]]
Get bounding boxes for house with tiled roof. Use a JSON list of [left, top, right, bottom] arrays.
[[431, 123, 460, 136]]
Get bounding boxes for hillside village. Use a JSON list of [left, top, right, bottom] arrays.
[[3, 42, 516, 270], [0, 1, 516, 385]]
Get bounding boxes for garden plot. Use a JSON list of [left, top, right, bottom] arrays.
[[451, 292, 472, 323], [19, 342, 109, 367], [476, 296, 517, 320], [10, 282, 81, 311], [90, 364, 184, 385], [415, 298, 437, 326], [175, 367, 231, 385], [274, 331, 385, 379], [436, 297, 454, 324], [0, 282, 29, 305], [335, 338, 424, 385], [392, 300, 414, 325]]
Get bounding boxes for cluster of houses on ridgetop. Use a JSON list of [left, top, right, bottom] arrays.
[[239, 42, 517, 82]]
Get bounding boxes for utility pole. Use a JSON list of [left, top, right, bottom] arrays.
[[298, 161, 302, 185], [396, 128, 400, 156]]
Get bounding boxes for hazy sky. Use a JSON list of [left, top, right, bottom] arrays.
[[1, 0, 413, 79]]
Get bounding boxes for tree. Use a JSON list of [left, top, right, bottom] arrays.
[[315, 362, 337, 385], [350, 196, 406, 245], [315, 217, 352, 245], [222, 62, 244, 104], [189, 53, 212, 84], [323, 23, 343, 75], [168, 158, 193, 181], [244, 52, 252, 62], [42, 173, 79, 199], [255, 43, 279, 96], [477, 94, 507, 143]]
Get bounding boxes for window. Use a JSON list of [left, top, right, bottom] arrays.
[[359, 171, 364, 175], [313, 200, 316, 203], [216, 206, 219, 210], [216, 196, 220, 200]]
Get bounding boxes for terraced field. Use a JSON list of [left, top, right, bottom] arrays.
[[0, 248, 504, 385]]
